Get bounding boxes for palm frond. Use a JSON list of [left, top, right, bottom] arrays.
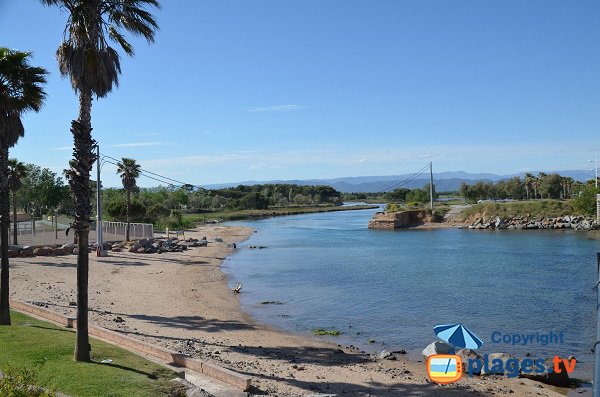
[[0, 48, 47, 147], [40, 0, 160, 97]]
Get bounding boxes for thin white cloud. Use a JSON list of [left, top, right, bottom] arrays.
[[111, 142, 163, 148], [51, 146, 72, 151], [246, 104, 303, 112], [137, 132, 163, 137]]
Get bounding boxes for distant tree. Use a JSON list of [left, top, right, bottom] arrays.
[[0, 48, 47, 325], [16, 164, 67, 215], [406, 188, 430, 204], [116, 158, 141, 241], [539, 173, 562, 199], [385, 188, 411, 203], [8, 159, 27, 245]]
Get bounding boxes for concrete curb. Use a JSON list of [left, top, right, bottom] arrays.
[[10, 299, 251, 391]]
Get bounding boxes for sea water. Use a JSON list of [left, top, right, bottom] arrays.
[[223, 206, 598, 378]]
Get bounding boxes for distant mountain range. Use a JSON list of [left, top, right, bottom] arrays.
[[205, 170, 594, 193]]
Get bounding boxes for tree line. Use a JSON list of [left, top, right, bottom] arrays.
[[459, 173, 584, 202], [3, 157, 344, 231]]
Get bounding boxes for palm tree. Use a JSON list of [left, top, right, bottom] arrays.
[[39, 0, 159, 361], [116, 158, 141, 241], [8, 159, 28, 245], [524, 173, 533, 200], [0, 48, 47, 325]]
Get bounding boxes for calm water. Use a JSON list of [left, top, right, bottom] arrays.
[[223, 206, 598, 378]]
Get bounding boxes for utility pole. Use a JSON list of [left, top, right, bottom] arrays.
[[96, 144, 106, 257], [429, 162, 434, 211], [595, 252, 600, 397], [590, 153, 598, 189]]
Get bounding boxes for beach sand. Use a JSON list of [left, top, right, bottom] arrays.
[[8, 225, 568, 396]]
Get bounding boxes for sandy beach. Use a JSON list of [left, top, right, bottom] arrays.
[[8, 225, 568, 397]]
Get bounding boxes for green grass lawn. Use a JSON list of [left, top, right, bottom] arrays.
[[0, 311, 185, 397]]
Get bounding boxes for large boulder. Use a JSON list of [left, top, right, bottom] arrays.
[[51, 247, 65, 256], [33, 247, 51, 256], [519, 357, 571, 387], [62, 243, 75, 254], [422, 341, 453, 358], [19, 248, 34, 257], [8, 249, 19, 258], [480, 353, 515, 375], [456, 349, 483, 375], [128, 243, 141, 253], [494, 217, 507, 229], [138, 238, 153, 248], [378, 350, 396, 360]]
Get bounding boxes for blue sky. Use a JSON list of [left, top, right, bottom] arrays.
[[1, 0, 599, 187]]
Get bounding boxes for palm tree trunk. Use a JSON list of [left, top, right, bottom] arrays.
[[12, 191, 18, 245], [126, 190, 130, 242], [68, 89, 95, 362], [0, 145, 11, 325]]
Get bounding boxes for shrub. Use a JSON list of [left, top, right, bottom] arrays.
[[0, 368, 56, 397]]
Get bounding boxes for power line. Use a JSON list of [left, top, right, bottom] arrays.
[[101, 158, 181, 188], [379, 164, 431, 193], [100, 153, 203, 190]]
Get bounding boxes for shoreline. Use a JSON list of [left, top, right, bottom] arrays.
[[185, 204, 381, 224], [8, 225, 570, 396]]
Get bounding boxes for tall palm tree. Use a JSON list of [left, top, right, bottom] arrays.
[[524, 173, 533, 200], [8, 159, 28, 245], [116, 158, 141, 241], [39, 0, 159, 361], [0, 48, 47, 325]]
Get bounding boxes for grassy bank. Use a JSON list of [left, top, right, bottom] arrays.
[[0, 312, 184, 397], [457, 200, 575, 222], [183, 204, 379, 224]]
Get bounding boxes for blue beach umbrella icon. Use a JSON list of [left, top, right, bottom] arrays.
[[434, 323, 483, 350]]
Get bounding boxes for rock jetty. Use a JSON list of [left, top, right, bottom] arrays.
[[466, 215, 599, 231], [5, 237, 209, 258]]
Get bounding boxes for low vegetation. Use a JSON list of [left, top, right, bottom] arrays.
[[0, 368, 56, 397], [312, 328, 342, 336], [457, 200, 576, 222], [181, 204, 377, 225], [0, 311, 184, 397]]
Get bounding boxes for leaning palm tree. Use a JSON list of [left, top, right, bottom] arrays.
[[0, 48, 47, 325], [8, 159, 28, 245], [39, 0, 159, 361], [116, 158, 141, 241]]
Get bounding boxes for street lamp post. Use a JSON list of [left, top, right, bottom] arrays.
[[591, 152, 598, 189], [95, 144, 107, 257]]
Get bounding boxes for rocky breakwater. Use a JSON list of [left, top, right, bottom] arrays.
[[466, 215, 599, 231], [127, 237, 208, 254], [368, 210, 432, 230], [5, 237, 209, 258]]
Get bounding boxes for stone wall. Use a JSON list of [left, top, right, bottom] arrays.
[[368, 210, 431, 229]]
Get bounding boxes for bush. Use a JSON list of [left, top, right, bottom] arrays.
[[573, 185, 600, 216], [386, 203, 400, 213], [0, 368, 56, 397]]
